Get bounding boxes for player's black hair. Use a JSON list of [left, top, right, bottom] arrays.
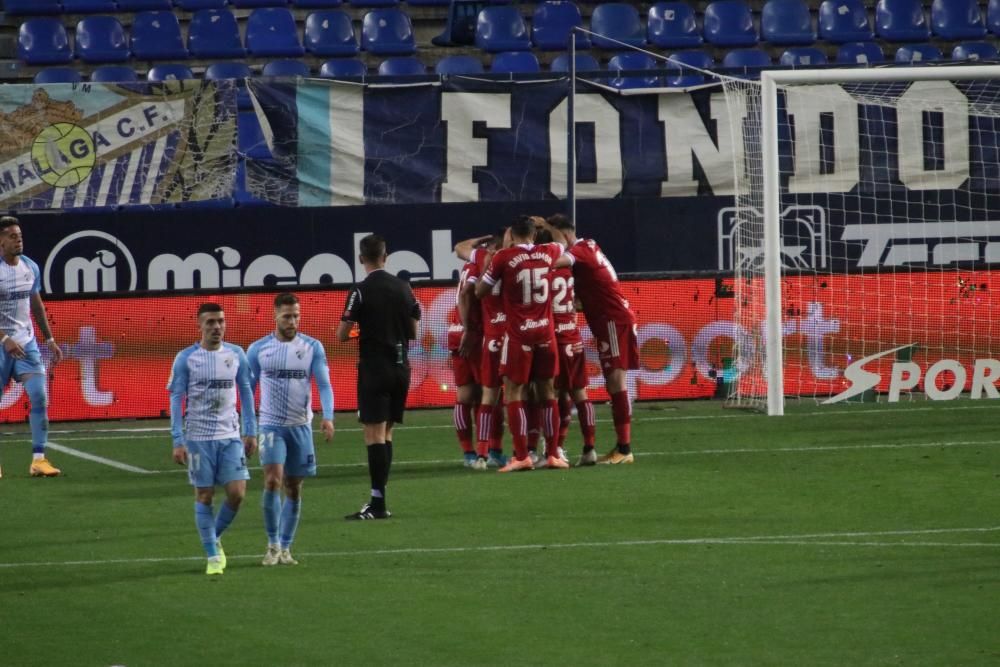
[[534, 228, 554, 244], [197, 302, 223, 316], [547, 213, 575, 232], [511, 215, 535, 240], [359, 234, 387, 262], [0, 215, 20, 232], [274, 292, 299, 308]]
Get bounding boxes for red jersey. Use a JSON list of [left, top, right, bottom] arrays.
[[482, 243, 563, 344], [447, 260, 482, 351], [472, 248, 506, 338], [567, 239, 635, 325], [549, 265, 582, 345]]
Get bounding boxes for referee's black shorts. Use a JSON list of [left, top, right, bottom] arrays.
[[357, 359, 410, 425]]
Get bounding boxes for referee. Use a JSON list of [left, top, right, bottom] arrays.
[[337, 234, 421, 520]]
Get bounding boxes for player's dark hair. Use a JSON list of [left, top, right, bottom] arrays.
[[534, 228, 554, 244], [487, 228, 506, 250], [0, 215, 20, 232], [547, 213, 575, 232], [359, 234, 386, 262], [274, 292, 299, 308], [197, 302, 223, 316], [511, 215, 535, 240]]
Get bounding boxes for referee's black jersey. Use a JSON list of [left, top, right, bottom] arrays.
[[341, 269, 421, 363]]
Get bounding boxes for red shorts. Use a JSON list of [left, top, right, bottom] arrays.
[[451, 348, 481, 387], [500, 333, 559, 385], [592, 320, 640, 373], [480, 333, 504, 388], [557, 340, 589, 391]]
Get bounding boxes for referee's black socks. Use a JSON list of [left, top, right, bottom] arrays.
[[385, 440, 393, 479], [367, 443, 390, 512]]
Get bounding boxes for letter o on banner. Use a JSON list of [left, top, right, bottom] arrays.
[[925, 359, 966, 400], [691, 322, 753, 380], [635, 323, 686, 386]]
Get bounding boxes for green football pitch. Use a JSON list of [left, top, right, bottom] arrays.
[[1, 400, 997, 666]]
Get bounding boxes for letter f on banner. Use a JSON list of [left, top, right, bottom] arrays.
[[823, 344, 916, 404]]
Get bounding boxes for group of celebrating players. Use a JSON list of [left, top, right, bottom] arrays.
[[447, 213, 639, 472]]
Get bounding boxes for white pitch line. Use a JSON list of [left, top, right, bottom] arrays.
[[44, 441, 153, 474], [0, 525, 996, 570]]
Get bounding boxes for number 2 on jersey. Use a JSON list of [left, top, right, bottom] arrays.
[[551, 275, 574, 313], [516, 268, 549, 305]]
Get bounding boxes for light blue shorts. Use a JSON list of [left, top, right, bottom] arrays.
[[184, 438, 250, 488], [259, 424, 317, 478], [0, 339, 45, 388]]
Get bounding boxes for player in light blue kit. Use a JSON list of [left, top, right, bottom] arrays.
[[0, 216, 64, 480], [169, 302, 258, 576], [248, 293, 334, 566]]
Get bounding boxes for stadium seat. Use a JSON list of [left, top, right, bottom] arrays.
[[433, 0, 490, 46], [779, 46, 827, 66], [435, 55, 485, 75], [589, 3, 646, 49], [664, 49, 714, 86], [378, 56, 427, 76], [721, 47, 772, 76], [18, 19, 72, 66], [349, 0, 399, 7], [131, 12, 189, 61], [118, 0, 174, 9], [550, 52, 601, 72], [647, 2, 703, 49], [293, 0, 345, 6], [262, 59, 312, 76], [234, 0, 294, 7], [952, 41, 999, 60], [304, 11, 359, 57], [895, 43, 942, 63], [147, 63, 195, 80], [475, 6, 533, 53], [361, 9, 417, 55], [532, 1, 591, 51], [607, 52, 659, 89], [4, 0, 62, 15], [990, 0, 1000, 35], [75, 17, 131, 64], [836, 41, 885, 64], [90, 66, 140, 82], [319, 58, 367, 77], [408, 0, 450, 6], [930, 0, 986, 39], [875, 0, 930, 41], [175, 0, 229, 8], [703, 1, 758, 46], [491, 51, 541, 73], [246, 8, 306, 57], [818, 0, 874, 43], [761, 0, 816, 45], [62, 0, 119, 11], [239, 111, 274, 160], [34, 68, 84, 84], [205, 62, 254, 109], [188, 10, 246, 58]]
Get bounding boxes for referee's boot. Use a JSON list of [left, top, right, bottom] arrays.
[[345, 503, 392, 521]]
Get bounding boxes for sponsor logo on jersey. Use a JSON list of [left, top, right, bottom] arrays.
[[519, 317, 550, 332], [274, 369, 308, 379], [207, 379, 234, 389]]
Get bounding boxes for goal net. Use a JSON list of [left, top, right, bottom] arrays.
[[722, 67, 1000, 414]]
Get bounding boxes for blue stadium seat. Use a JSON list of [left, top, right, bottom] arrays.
[[408, 0, 449, 6], [703, 1, 758, 46], [239, 111, 274, 160], [779, 46, 827, 66], [233, 0, 293, 7], [362, 9, 417, 55], [34, 68, 84, 84], [589, 3, 645, 49], [5, 0, 62, 15], [247, 8, 306, 57], [63, 0, 119, 11], [818, 0, 873, 43], [90, 66, 139, 82], [205, 62, 254, 109], [491, 51, 540, 73], [304, 11, 359, 57], [722, 47, 772, 76], [761, 0, 816, 45], [262, 59, 312, 76], [18, 19, 72, 65], [433, 0, 490, 46], [875, 0, 930, 41], [550, 52, 601, 72], [293, 0, 344, 6], [378, 56, 427, 75], [131, 12, 189, 61], [147, 63, 195, 80], [319, 58, 367, 77], [647, 2, 703, 49], [990, 0, 1000, 35], [607, 52, 659, 89], [664, 49, 713, 86], [895, 43, 942, 63], [476, 6, 532, 53], [350, 0, 399, 7], [532, 2, 591, 51], [175, 0, 229, 8], [75, 17, 130, 63], [952, 41, 999, 60], [435, 55, 485, 75], [931, 0, 986, 39], [188, 10, 246, 58], [118, 0, 174, 9], [836, 41, 885, 64]]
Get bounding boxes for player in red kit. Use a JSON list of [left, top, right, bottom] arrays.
[[475, 216, 568, 472], [548, 214, 638, 464], [447, 254, 482, 467]]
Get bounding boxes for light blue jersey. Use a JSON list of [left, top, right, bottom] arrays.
[[0, 255, 41, 347], [247, 333, 334, 427], [168, 342, 257, 444]]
